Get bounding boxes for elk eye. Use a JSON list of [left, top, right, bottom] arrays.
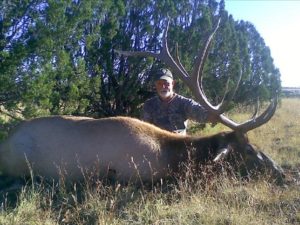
[[245, 145, 255, 152]]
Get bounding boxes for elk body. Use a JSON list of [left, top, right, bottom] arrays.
[[0, 116, 283, 182], [0, 18, 284, 183]]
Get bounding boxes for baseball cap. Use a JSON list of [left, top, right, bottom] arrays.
[[155, 68, 173, 82]]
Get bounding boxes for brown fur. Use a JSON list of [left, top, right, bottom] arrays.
[[0, 116, 282, 183], [0, 116, 194, 182]]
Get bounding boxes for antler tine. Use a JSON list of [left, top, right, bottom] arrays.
[[216, 95, 278, 132], [192, 18, 221, 83], [175, 43, 189, 76], [217, 70, 243, 113], [237, 95, 278, 132], [187, 18, 222, 113], [250, 98, 260, 119], [115, 49, 159, 59], [116, 19, 189, 83], [158, 19, 189, 81]]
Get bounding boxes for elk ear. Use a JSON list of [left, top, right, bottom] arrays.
[[213, 147, 230, 162], [233, 132, 249, 145]]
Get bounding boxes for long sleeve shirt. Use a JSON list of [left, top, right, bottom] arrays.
[[141, 94, 208, 134]]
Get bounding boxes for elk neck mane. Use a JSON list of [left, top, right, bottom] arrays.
[[111, 116, 237, 154]]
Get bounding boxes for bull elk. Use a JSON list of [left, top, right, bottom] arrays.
[[0, 19, 283, 184]]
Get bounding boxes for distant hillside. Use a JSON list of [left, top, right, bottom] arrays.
[[282, 87, 300, 97]]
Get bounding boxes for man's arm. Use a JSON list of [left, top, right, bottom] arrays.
[[183, 97, 217, 124]]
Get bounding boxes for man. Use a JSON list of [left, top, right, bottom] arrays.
[[141, 68, 216, 135]]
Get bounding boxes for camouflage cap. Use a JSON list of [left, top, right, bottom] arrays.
[[155, 68, 173, 82]]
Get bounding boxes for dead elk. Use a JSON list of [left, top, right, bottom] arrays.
[[0, 116, 283, 184]]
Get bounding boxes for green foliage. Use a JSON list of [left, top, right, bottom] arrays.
[[234, 21, 281, 105], [0, 116, 20, 141], [21, 52, 101, 118], [0, 0, 281, 118]]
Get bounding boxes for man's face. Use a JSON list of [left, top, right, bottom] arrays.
[[155, 79, 174, 100]]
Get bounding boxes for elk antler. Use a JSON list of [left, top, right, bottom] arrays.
[[116, 18, 278, 133]]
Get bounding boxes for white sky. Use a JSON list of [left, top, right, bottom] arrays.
[[225, 0, 300, 87]]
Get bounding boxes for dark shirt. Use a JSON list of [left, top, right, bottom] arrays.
[[141, 94, 208, 134]]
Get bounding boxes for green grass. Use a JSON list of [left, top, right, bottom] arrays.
[[0, 98, 299, 225]]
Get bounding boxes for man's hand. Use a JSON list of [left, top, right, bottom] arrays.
[[207, 113, 219, 126]]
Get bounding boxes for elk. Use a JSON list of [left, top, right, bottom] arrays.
[[0, 19, 283, 184]]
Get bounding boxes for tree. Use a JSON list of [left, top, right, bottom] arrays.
[[0, 0, 44, 112], [234, 21, 281, 105], [0, 0, 281, 120], [1, 0, 105, 118]]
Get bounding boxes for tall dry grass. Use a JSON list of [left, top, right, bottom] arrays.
[[248, 98, 300, 168], [0, 98, 299, 225]]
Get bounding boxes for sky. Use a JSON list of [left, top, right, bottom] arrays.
[[224, 0, 300, 87]]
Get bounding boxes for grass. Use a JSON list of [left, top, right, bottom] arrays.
[[248, 98, 300, 168], [0, 98, 299, 225]]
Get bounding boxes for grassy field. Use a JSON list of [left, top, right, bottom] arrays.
[[0, 98, 299, 225]]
